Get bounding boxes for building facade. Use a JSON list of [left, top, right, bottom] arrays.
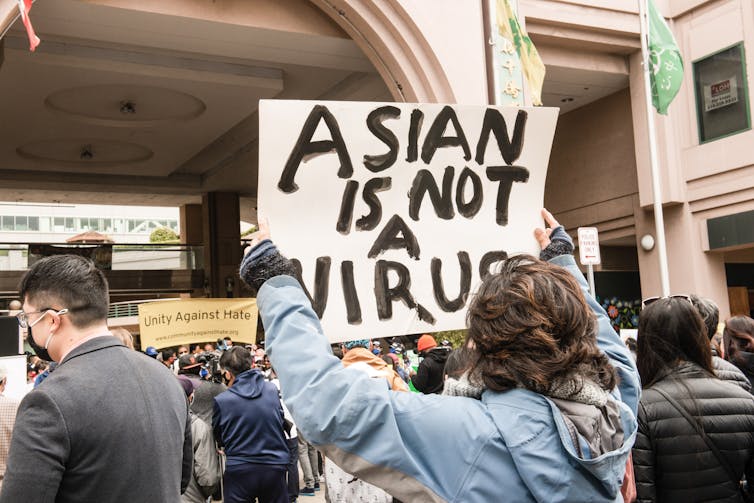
[[0, 0, 751, 319]]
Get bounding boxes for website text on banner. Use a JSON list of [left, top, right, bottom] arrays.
[[258, 101, 558, 342], [138, 298, 258, 349]]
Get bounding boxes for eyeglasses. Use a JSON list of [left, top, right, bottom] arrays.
[[16, 308, 69, 329], [641, 295, 692, 308]]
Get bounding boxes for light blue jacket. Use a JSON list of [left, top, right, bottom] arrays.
[[259, 254, 640, 502]]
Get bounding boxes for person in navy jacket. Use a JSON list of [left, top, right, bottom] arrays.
[[213, 346, 289, 503]]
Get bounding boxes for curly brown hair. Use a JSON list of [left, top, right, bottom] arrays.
[[466, 255, 616, 394]]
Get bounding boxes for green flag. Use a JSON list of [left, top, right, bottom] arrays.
[[647, 0, 683, 114]]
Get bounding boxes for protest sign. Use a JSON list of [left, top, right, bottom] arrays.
[[258, 100, 558, 342], [138, 298, 257, 349]]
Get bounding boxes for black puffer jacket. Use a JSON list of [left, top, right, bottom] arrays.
[[633, 362, 754, 503], [713, 356, 752, 393], [411, 347, 450, 394]]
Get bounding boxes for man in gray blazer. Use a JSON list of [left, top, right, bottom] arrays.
[[0, 255, 192, 503]]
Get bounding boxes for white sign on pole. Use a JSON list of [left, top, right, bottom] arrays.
[[578, 227, 601, 265], [258, 100, 558, 342]]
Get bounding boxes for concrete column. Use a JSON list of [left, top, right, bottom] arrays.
[[179, 204, 203, 245], [201, 192, 241, 298]]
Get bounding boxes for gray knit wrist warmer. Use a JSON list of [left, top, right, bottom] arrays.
[[239, 242, 297, 292], [539, 226, 574, 262]]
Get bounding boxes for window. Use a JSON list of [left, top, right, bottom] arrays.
[[15, 216, 27, 231], [65, 218, 75, 231], [28, 217, 39, 231], [103, 219, 112, 232], [128, 219, 146, 232], [694, 43, 751, 143], [1, 216, 12, 231]]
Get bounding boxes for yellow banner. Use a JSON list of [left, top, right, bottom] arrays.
[[138, 298, 258, 349]]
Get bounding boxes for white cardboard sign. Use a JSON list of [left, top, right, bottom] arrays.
[[259, 100, 558, 342], [578, 227, 601, 265]]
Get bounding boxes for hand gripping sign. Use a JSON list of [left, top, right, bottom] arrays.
[[258, 100, 558, 342]]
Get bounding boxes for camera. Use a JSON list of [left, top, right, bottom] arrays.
[[196, 351, 223, 384]]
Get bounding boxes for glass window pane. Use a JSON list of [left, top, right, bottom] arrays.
[[1, 216, 12, 231], [65, 218, 75, 231], [28, 217, 39, 231], [104, 219, 112, 232], [15, 216, 28, 231], [694, 43, 751, 143], [39, 217, 50, 232]]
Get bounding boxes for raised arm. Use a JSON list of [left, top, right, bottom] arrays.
[[535, 209, 640, 415]]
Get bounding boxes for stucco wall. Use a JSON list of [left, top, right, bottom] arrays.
[[545, 88, 638, 218], [398, 0, 487, 104]]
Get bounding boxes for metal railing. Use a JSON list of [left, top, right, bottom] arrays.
[[108, 298, 181, 319]]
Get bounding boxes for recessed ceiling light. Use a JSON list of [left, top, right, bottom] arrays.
[[119, 101, 136, 114], [80, 145, 94, 160], [560, 97, 574, 103]]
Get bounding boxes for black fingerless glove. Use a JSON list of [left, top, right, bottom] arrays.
[[539, 226, 575, 261], [239, 239, 297, 292]]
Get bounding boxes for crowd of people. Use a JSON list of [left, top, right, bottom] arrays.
[[1, 208, 754, 502]]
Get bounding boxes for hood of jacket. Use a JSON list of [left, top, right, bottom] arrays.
[[483, 387, 636, 502], [229, 369, 266, 399], [342, 347, 407, 392], [422, 347, 450, 364], [342, 347, 388, 372]]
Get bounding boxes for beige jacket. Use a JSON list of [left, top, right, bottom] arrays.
[[341, 348, 408, 392]]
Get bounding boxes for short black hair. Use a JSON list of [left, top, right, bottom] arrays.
[[161, 348, 177, 360], [19, 255, 109, 329], [219, 346, 252, 377]]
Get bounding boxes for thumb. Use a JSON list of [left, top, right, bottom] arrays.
[[534, 227, 551, 250]]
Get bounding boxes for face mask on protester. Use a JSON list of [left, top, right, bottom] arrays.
[[23, 309, 67, 363], [27, 325, 55, 363]]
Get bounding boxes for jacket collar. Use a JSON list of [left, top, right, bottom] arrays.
[[59, 335, 124, 366], [658, 360, 711, 381]]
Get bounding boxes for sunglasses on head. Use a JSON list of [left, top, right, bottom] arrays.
[[641, 294, 692, 308]]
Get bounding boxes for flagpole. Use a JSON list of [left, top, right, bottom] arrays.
[[638, 0, 671, 297], [486, 0, 527, 107]]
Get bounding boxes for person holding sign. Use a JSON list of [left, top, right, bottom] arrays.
[[240, 211, 639, 502]]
